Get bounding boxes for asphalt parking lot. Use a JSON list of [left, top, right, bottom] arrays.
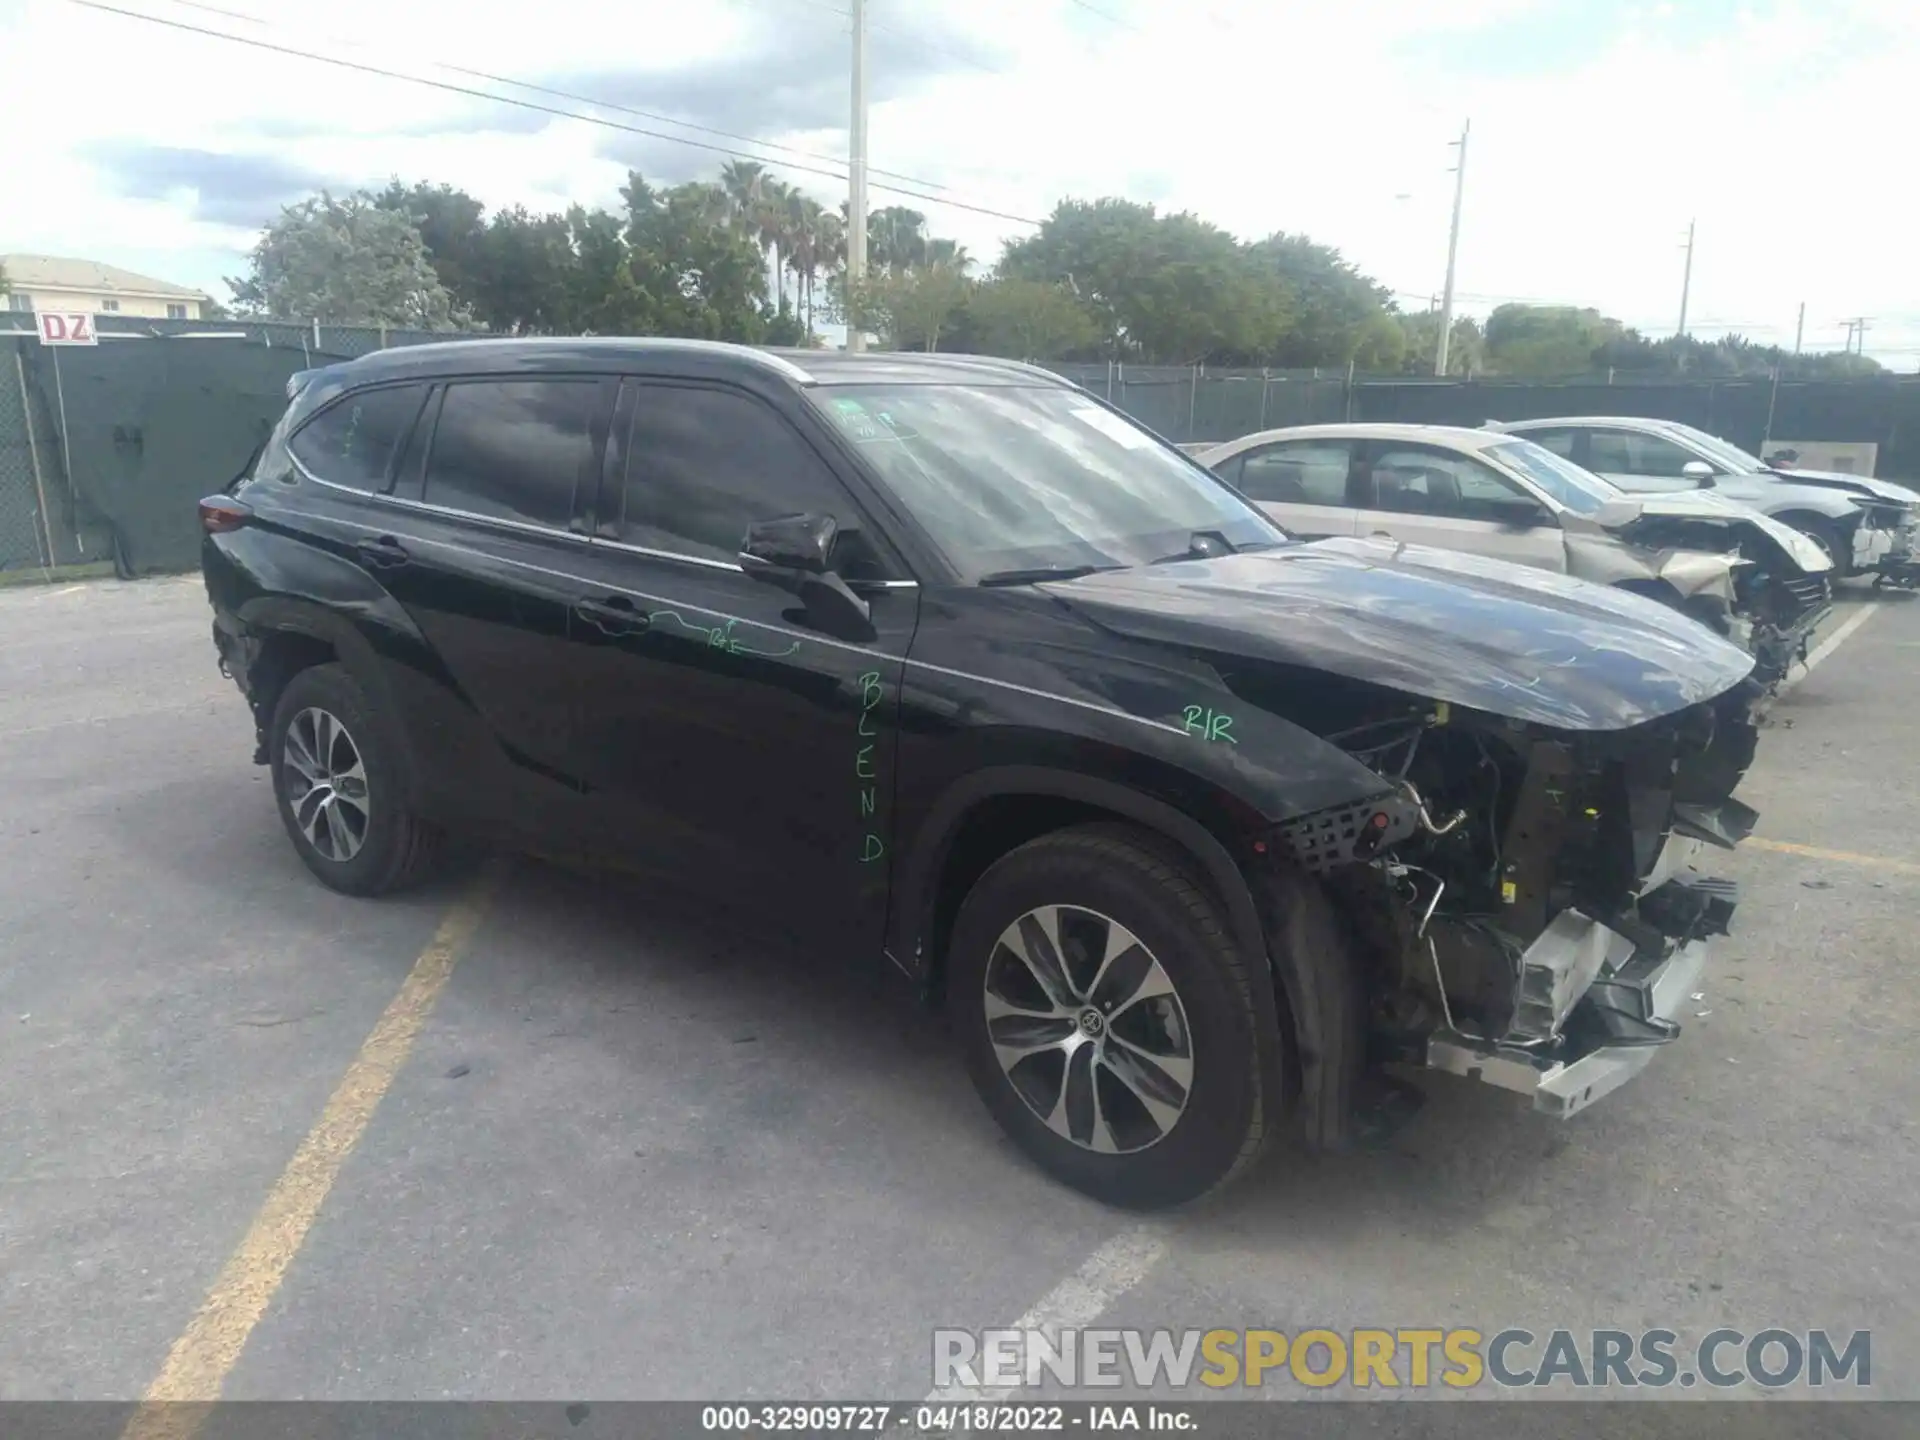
[[3, 574, 1918, 1412]]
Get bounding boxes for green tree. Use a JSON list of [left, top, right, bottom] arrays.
[[1481, 304, 1625, 376], [228, 191, 470, 328], [374, 180, 489, 312], [999, 199, 1288, 363], [476, 205, 574, 333], [962, 276, 1098, 360], [626, 175, 770, 341], [1397, 311, 1486, 375], [1246, 233, 1397, 367], [839, 262, 972, 351]]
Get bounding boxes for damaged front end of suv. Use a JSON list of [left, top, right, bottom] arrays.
[[1055, 538, 1763, 1137], [1287, 673, 1757, 1121]]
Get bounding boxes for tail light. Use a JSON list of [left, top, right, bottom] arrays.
[[198, 495, 252, 534]]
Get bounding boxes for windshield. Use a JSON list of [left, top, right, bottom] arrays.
[[1662, 423, 1766, 472], [808, 384, 1287, 581], [1487, 439, 1619, 515]]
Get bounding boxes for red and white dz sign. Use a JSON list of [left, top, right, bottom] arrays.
[[36, 312, 98, 346]]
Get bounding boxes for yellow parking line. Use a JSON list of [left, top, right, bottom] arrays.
[[1747, 837, 1920, 876], [122, 865, 502, 1438]]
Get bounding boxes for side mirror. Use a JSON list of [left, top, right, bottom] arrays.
[[739, 511, 874, 641], [741, 512, 836, 576], [1681, 460, 1717, 488]]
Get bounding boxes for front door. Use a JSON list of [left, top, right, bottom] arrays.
[[563, 378, 921, 948], [1355, 440, 1567, 571], [1581, 427, 1705, 495]]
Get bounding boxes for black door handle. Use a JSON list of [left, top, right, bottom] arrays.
[[354, 536, 410, 569], [573, 596, 647, 636]]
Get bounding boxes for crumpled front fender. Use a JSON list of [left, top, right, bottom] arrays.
[[1563, 531, 1739, 601]]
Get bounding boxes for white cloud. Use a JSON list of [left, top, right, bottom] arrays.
[[3, 0, 1914, 363]]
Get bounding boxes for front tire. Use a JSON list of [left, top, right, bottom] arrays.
[[268, 662, 442, 896], [949, 824, 1273, 1209], [1786, 516, 1852, 578]]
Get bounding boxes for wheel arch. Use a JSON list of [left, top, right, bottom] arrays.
[[235, 596, 420, 790], [893, 765, 1298, 1135]]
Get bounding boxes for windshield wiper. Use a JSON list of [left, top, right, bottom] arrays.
[[977, 564, 1115, 587]]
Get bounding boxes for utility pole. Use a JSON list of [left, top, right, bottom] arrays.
[[1434, 119, 1469, 376], [1841, 317, 1871, 355], [846, 0, 870, 353], [1793, 301, 1805, 354], [1676, 219, 1695, 338]]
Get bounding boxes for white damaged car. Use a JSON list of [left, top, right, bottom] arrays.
[[1200, 422, 1832, 686]]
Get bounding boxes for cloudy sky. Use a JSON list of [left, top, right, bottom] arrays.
[[4, 0, 1917, 364]]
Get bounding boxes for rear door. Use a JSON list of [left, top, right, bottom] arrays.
[[562, 378, 922, 948], [1213, 439, 1361, 539], [356, 374, 614, 841], [1355, 440, 1567, 570]]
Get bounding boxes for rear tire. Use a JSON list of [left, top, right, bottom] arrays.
[[268, 662, 443, 896], [949, 823, 1272, 1209]]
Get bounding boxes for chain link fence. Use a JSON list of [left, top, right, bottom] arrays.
[[5, 326, 1920, 582]]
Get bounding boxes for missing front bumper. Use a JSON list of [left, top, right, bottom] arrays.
[[1422, 920, 1711, 1120]]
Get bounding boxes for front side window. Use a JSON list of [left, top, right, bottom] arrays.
[[421, 379, 600, 529], [612, 384, 876, 571], [6, 293, 31, 313], [1367, 445, 1546, 524], [100, 299, 120, 312], [1231, 441, 1354, 507], [1663, 423, 1765, 472], [807, 384, 1284, 581], [1486, 440, 1616, 515], [288, 383, 430, 493], [166, 302, 188, 320], [1587, 428, 1701, 478]]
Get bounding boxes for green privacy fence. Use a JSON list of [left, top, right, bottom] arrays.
[[0, 317, 451, 579], [4, 327, 1919, 582]]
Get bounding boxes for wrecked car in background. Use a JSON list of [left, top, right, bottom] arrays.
[[1491, 415, 1920, 586], [1200, 423, 1831, 687]]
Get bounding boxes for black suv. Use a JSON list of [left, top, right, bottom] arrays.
[[203, 340, 1763, 1208]]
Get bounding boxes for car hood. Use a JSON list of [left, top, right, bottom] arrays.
[[1770, 467, 1920, 507], [1042, 538, 1756, 733], [1591, 490, 1832, 573], [1644, 472, 1861, 520]]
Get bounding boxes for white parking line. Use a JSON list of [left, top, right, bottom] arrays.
[[1777, 601, 1882, 696], [924, 1225, 1168, 1402]]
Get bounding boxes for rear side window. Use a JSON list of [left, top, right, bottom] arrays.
[[288, 384, 429, 492], [611, 383, 876, 570], [421, 379, 601, 530]]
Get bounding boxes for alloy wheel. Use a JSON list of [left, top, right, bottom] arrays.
[[282, 706, 372, 862], [982, 904, 1194, 1154]]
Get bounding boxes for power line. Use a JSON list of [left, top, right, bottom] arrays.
[[161, 0, 962, 193], [68, 0, 1043, 226]]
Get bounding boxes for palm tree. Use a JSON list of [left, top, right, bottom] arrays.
[[718, 160, 767, 231], [811, 208, 844, 335], [867, 206, 929, 274], [756, 177, 794, 314], [926, 237, 971, 273]]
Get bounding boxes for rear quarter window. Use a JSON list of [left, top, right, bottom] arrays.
[[288, 384, 430, 493]]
